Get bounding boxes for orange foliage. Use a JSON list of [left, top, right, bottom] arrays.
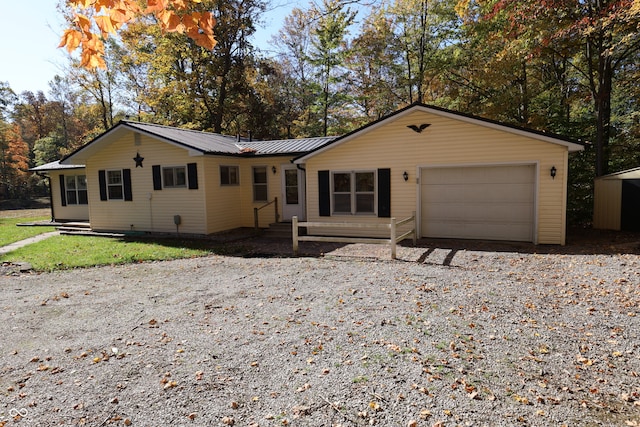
[[1, 123, 30, 188], [59, 0, 217, 68]]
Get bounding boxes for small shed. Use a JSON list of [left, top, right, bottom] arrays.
[[593, 167, 640, 231]]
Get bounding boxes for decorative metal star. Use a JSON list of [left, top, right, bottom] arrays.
[[133, 152, 144, 167]]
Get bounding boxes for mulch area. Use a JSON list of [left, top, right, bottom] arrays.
[[240, 227, 640, 259]]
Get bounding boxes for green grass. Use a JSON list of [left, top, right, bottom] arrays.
[[0, 234, 239, 272], [0, 217, 55, 247]]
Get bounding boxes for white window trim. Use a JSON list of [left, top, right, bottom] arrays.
[[162, 166, 187, 189], [252, 165, 268, 202], [331, 170, 377, 215], [220, 165, 240, 186], [107, 169, 124, 201], [65, 175, 88, 205]]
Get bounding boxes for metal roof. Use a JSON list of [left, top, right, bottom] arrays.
[[239, 136, 338, 155], [124, 122, 243, 154], [30, 160, 85, 172]]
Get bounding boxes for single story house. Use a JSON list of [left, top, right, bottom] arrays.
[[30, 160, 89, 222], [39, 103, 582, 244], [593, 167, 640, 231]]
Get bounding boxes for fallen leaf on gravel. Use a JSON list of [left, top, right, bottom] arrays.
[[222, 416, 235, 425], [163, 381, 177, 390], [187, 413, 197, 420], [230, 401, 239, 409], [292, 405, 311, 417], [296, 383, 311, 392], [513, 394, 530, 405], [124, 419, 132, 426]]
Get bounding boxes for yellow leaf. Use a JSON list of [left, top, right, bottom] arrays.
[[81, 48, 106, 69], [58, 29, 82, 52], [74, 14, 93, 33], [146, 0, 167, 14], [95, 15, 116, 36]]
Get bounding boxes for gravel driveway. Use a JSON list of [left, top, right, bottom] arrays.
[[1, 239, 639, 426]]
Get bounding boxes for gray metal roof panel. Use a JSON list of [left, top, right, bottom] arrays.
[[125, 122, 336, 155], [124, 122, 242, 154], [239, 137, 338, 155], [30, 160, 85, 172]]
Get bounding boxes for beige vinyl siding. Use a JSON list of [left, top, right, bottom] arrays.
[[202, 156, 290, 233], [86, 133, 207, 234], [238, 158, 285, 228], [202, 158, 243, 234], [48, 170, 90, 221], [593, 179, 622, 230], [304, 110, 569, 244]]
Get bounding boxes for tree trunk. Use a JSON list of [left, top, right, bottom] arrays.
[[594, 53, 612, 177]]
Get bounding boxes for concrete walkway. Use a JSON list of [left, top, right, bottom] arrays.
[[0, 231, 60, 256]]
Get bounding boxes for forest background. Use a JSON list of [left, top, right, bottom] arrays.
[[0, 0, 638, 225]]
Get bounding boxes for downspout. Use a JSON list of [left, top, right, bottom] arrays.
[[295, 162, 307, 221]]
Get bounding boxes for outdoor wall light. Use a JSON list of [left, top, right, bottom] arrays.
[[272, 166, 277, 174], [550, 166, 557, 179], [403, 171, 409, 181]]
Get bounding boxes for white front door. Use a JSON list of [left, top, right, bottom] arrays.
[[281, 165, 305, 221]]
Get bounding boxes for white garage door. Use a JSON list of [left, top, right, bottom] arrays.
[[421, 165, 535, 242]]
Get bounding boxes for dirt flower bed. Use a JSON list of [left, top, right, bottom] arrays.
[[0, 237, 639, 426]]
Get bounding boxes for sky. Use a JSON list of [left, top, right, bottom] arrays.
[[0, 0, 301, 96]]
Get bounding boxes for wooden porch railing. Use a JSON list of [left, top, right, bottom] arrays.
[[292, 212, 416, 259], [254, 197, 279, 230]]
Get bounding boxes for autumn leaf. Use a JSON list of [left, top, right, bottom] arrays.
[[60, 0, 217, 68], [58, 29, 82, 52], [95, 15, 117, 36]]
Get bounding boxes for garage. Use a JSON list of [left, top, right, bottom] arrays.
[[421, 164, 536, 242]]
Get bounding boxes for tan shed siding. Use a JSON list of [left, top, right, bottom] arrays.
[[304, 110, 569, 244], [86, 133, 207, 234], [593, 179, 622, 230], [48, 170, 90, 221]]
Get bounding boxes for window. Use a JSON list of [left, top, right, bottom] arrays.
[[220, 165, 239, 185], [252, 166, 268, 202], [65, 175, 88, 205], [332, 171, 376, 214], [162, 166, 187, 188], [284, 169, 299, 204], [107, 170, 124, 200]]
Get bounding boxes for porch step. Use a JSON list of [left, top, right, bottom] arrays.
[[57, 222, 126, 238], [262, 222, 294, 239]]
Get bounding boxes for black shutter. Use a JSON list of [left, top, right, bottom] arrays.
[[377, 168, 391, 218], [187, 163, 198, 189], [123, 169, 133, 201], [59, 175, 67, 206], [98, 170, 107, 201], [152, 165, 162, 190], [318, 170, 330, 217]]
